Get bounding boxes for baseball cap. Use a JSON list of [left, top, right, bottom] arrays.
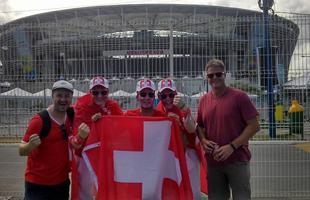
[[136, 78, 156, 92], [89, 76, 109, 90], [52, 80, 73, 92], [158, 79, 176, 92]]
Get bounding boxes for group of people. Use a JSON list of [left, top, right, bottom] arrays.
[[19, 59, 260, 200]]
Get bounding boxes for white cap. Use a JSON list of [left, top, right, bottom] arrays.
[[158, 79, 176, 92], [89, 76, 109, 90], [52, 80, 73, 92], [136, 78, 156, 92]]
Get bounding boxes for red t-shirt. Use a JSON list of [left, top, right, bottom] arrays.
[[22, 114, 72, 185], [73, 94, 123, 154], [73, 93, 123, 134], [156, 102, 196, 149], [124, 108, 166, 117], [197, 87, 258, 165]]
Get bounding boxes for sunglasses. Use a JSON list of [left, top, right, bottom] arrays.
[[160, 93, 175, 99], [139, 92, 155, 98], [91, 90, 108, 96], [60, 124, 68, 140], [207, 72, 225, 79]]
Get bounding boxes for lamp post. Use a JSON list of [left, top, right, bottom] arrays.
[[259, 0, 276, 138], [0, 46, 8, 75], [60, 52, 66, 78]]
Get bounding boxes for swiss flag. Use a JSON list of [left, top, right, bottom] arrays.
[[85, 116, 193, 200]]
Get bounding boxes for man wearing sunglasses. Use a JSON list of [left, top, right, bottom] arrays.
[[74, 76, 123, 146], [156, 78, 202, 200], [125, 78, 165, 117], [72, 76, 123, 199], [197, 59, 260, 200], [19, 80, 87, 200]]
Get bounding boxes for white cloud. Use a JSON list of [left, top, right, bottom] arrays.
[[0, 0, 12, 23], [3, 0, 310, 20], [275, 0, 310, 13]]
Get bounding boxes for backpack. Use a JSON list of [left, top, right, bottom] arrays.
[[38, 107, 75, 138]]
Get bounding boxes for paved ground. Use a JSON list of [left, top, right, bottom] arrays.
[[0, 141, 309, 199], [0, 145, 25, 198]]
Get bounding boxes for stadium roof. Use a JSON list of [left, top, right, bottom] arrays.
[[0, 4, 298, 43], [8, 4, 263, 25]]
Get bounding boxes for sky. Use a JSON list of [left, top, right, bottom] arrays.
[[0, 0, 310, 22]]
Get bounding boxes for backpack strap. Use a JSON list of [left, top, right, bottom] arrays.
[[66, 107, 75, 124], [38, 110, 51, 139], [38, 108, 75, 139]]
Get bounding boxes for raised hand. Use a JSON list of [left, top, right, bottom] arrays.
[[91, 113, 102, 122], [78, 123, 90, 139], [28, 134, 41, 148]]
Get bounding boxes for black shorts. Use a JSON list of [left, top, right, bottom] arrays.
[[24, 179, 70, 200]]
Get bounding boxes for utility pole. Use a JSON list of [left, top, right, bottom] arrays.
[[259, 0, 276, 138]]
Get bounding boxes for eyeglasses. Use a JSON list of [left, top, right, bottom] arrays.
[[60, 124, 68, 140], [207, 72, 225, 79], [160, 93, 175, 99], [139, 92, 155, 98], [91, 90, 108, 96]]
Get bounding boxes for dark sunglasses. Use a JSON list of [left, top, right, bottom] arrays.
[[92, 90, 108, 96], [160, 93, 175, 99], [60, 124, 68, 140], [207, 72, 225, 79], [139, 92, 155, 98]]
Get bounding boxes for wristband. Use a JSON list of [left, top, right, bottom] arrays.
[[73, 136, 85, 146], [230, 142, 237, 151]]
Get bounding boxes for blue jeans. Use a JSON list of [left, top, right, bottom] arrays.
[[24, 179, 70, 200]]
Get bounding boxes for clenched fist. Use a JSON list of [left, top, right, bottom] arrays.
[[78, 123, 90, 139], [173, 96, 187, 111], [91, 113, 102, 122], [28, 134, 41, 148]]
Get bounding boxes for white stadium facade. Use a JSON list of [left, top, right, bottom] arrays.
[[0, 4, 299, 89]]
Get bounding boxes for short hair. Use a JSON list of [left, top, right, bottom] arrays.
[[205, 59, 226, 72]]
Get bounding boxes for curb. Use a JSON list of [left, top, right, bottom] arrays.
[[250, 140, 310, 145]]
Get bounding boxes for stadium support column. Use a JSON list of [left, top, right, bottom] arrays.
[[169, 24, 174, 78], [260, 0, 276, 138]]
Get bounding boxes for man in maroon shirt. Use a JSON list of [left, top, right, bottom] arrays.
[[197, 59, 260, 200]]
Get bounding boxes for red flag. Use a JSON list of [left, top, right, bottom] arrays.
[[92, 116, 193, 200]]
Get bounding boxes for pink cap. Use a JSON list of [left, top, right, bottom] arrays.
[[158, 79, 176, 92], [89, 76, 109, 90], [136, 78, 156, 92]]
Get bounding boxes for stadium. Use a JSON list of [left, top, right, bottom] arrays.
[[1, 5, 310, 199], [0, 4, 299, 89]]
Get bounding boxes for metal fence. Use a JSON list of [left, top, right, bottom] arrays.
[[0, 5, 309, 198]]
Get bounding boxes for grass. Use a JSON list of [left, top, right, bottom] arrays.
[[260, 121, 290, 129], [252, 133, 299, 141], [0, 137, 22, 144]]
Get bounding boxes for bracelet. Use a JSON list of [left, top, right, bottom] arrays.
[[73, 136, 85, 146], [230, 142, 237, 151]]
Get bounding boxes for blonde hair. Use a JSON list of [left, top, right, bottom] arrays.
[[205, 59, 226, 72]]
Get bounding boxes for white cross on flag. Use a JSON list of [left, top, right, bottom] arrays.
[[83, 116, 193, 200]]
